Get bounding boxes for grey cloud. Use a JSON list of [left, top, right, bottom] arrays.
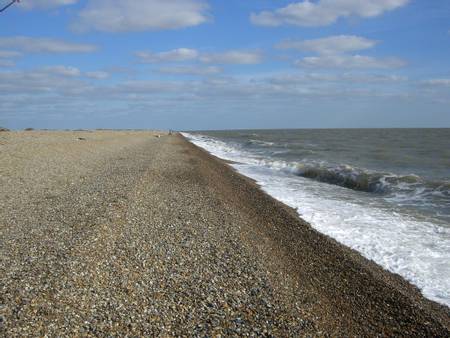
[[135, 48, 263, 65], [18, 0, 78, 10], [277, 36, 378, 55], [200, 51, 263, 65], [422, 78, 450, 86], [296, 54, 406, 69], [85, 71, 110, 79], [157, 65, 222, 76], [136, 48, 263, 65], [136, 49, 199, 63], [0, 36, 98, 53], [0, 60, 16, 67], [0, 50, 22, 58]]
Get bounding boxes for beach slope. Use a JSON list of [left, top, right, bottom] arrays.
[[1, 131, 449, 336]]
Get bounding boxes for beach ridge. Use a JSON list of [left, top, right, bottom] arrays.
[[1, 130, 449, 336]]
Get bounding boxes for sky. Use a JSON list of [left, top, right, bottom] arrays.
[[0, 0, 450, 130]]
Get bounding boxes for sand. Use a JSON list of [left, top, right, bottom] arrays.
[[1, 130, 449, 336]]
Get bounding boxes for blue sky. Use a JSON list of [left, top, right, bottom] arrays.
[[1, 0, 450, 130]]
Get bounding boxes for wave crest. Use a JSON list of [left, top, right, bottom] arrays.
[[280, 162, 449, 202]]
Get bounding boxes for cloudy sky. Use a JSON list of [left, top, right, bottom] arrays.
[[1, 0, 450, 130]]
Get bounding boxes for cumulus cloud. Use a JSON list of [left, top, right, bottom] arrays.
[[0, 65, 422, 126], [277, 35, 377, 54], [42, 66, 82, 77], [422, 78, 450, 86], [0, 50, 22, 58], [0, 66, 409, 103], [251, 0, 409, 27], [279, 35, 405, 70], [85, 71, 110, 79], [0, 36, 97, 53], [296, 54, 406, 69], [267, 73, 407, 85], [136, 48, 199, 63], [72, 0, 209, 33], [157, 65, 221, 75], [0, 68, 84, 95], [136, 48, 263, 65], [341, 73, 407, 83], [0, 50, 22, 68], [0, 67, 110, 96], [18, 0, 78, 10], [0, 60, 15, 67], [200, 51, 263, 64]]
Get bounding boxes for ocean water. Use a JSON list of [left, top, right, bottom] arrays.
[[182, 129, 450, 308]]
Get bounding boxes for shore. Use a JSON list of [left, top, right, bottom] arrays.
[[1, 130, 449, 336]]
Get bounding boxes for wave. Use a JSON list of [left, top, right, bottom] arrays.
[[181, 132, 450, 210], [182, 131, 450, 307], [238, 158, 449, 203], [282, 162, 449, 197], [245, 139, 275, 147]]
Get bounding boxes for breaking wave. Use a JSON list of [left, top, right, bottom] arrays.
[[182, 133, 450, 205], [274, 162, 450, 198], [182, 131, 450, 307]]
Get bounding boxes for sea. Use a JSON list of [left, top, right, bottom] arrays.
[[182, 129, 450, 308]]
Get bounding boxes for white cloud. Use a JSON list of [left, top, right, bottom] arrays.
[[85, 71, 110, 79], [72, 0, 209, 33], [0, 50, 22, 58], [277, 35, 377, 54], [200, 51, 263, 64], [136, 48, 263, 65], [0, 65, 425, 126], [42, 66, 82, 77], [0, 68, 85, 95], [422, 79, 450, 86], [251, 0, 409, 27], [6, 69, 94, 95], [296, 54, 406, 69], [157, 65, 221, 75], [267, 72, 407, 85], [136, 48, 199, 63], [18, 0, 78, 10], [0, 50, 21, 68], [0, 66, 406, 101], [279, 35, 405, 70], [0, 60, 15, 67], [342, 73, 407, 83], [0, 36, 97, 53]]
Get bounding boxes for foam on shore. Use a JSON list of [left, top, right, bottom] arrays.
[[182, 132, 450, 308]]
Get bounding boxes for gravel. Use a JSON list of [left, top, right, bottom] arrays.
[[1, 130, 449, 336]]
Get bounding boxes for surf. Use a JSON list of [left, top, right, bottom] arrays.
[[182, 130, 450, 307]]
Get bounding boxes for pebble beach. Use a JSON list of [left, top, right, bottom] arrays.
[[1, 130, 449, 336]]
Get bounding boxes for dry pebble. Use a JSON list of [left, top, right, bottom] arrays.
[[0, 131, 449, 337]]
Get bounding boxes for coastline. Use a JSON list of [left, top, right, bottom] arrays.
[[1, 131, 449, 336], [180, 133, 450, 332]]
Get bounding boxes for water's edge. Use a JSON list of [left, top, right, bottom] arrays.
[[182, 131, 450, 308]]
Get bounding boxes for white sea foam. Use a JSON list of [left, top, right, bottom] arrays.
[[182, 132, 450, 307]]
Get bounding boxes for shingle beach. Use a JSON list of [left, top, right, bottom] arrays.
[[1, 131, 449, 337]]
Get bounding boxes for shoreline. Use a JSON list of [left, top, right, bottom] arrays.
[[1, 131, 449, 336], [179, 133, 450, 330], [181, 130, 450, 307]]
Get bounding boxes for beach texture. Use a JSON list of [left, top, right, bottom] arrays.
[[1, 131, 449, 337]]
